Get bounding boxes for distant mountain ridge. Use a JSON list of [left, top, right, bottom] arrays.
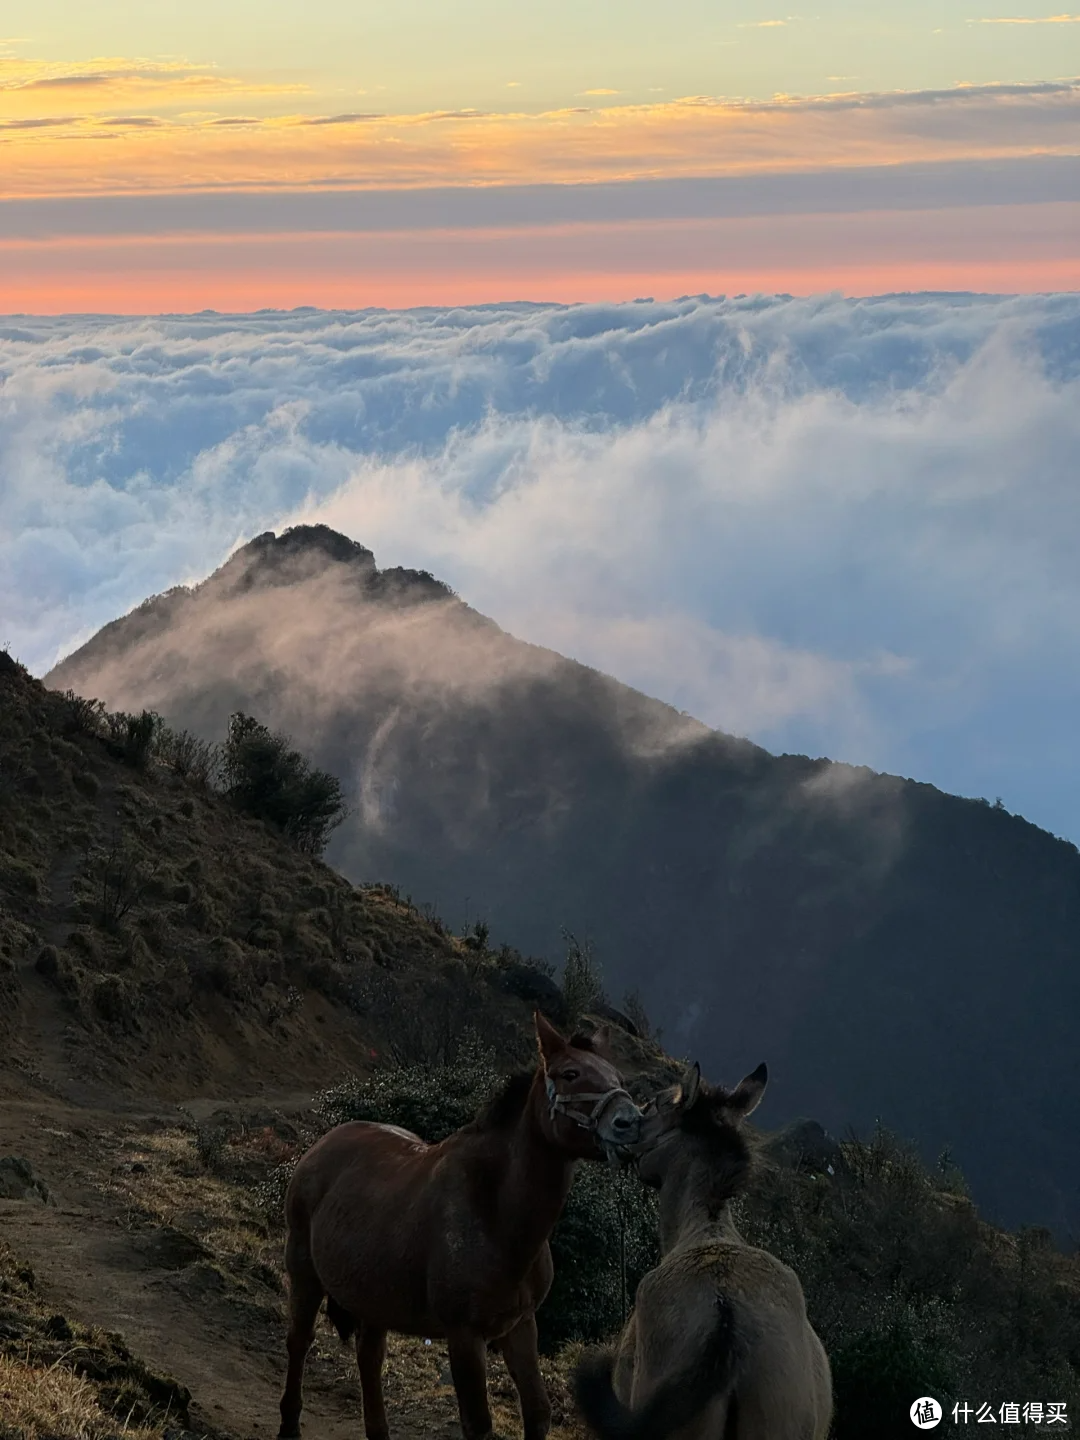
[[46, 525, 1080, 1239]]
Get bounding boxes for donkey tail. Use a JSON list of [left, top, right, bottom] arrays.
[[572, 1297, 738, 1440], [325, 1295, 357, 1345]]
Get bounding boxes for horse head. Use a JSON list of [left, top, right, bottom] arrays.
[[533, 1010, 642, 1158]]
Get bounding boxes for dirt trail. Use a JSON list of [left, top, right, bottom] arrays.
[[0, 1081, 575, 1440], [0, 1096, 348, 1439], [0, 920, 457, 1438], [0, 1091, 494, 1440]]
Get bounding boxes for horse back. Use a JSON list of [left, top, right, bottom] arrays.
[[285, 1120, 430, 1230]]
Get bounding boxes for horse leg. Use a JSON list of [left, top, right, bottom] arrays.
[[355, 1325, 389, 1440], [278, 1235, 324, 1439], [498, 1315, 551, 1440], [447, 1329, 494, 1440]]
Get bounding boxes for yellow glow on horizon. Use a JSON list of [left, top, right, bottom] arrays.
[[4, 204, 1078, 315]]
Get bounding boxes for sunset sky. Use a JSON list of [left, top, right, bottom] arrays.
[[5, 12, 1080, 841], [3, 1, 1079, 310]]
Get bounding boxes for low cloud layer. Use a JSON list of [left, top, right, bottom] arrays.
[[5, 292, 1080, 840]]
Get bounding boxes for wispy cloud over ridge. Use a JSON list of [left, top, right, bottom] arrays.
[[4, 293, 1080, 842]]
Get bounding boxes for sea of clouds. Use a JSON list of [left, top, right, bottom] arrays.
[[4, 292, 1080, 839]]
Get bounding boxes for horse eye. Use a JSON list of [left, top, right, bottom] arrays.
[[562, 1068, 580, 1082]]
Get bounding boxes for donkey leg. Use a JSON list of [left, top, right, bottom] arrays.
[[278, 1238, 324, 1439], [499, 1315, 551, 1440], [446, 1329, 494, 1440], [355, 1325, 390, 1440]]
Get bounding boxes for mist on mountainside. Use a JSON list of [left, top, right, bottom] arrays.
[[46, 524, 1080, 1242]]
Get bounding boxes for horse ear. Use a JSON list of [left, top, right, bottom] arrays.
[[677, 1062, 702, 1111], [534, 1010, 568, 1063], [726, 1062, 768, 1122]]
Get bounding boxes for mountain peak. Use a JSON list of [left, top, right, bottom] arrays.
[[215, 524, 455, 604], [241, 524, 376, 569]]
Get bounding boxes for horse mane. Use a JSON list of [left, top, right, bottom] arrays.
[[464, 1071, 536, 1132], [678, 1083, 757, 1206]]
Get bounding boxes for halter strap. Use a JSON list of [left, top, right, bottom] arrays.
[[544, 1074, 633, 1131]]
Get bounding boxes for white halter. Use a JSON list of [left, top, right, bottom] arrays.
[[544, 1073, 633, 1132]]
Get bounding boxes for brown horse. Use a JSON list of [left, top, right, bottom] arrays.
[[278, 1012, 642, 1440], [573, 1063, 832, 1440]]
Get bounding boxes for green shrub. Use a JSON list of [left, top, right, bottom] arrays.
[[494, 948, 566, 1021], [316, 1031, 502, 1140], [58, 690, 106, 737], [90, 973, 130, 1025], [736, 1126, 1080, 1434], [539, 1164, 659, 1353], [33, 945, 59, 980], [831, 1312, 954, 1440], [155, 725, 220, 787], [621, 989, 652, 1040], [72, 768, 100, 798], [220, 712, 346, 856], [95, 843, 159, 930], [561, 932, 605, 1027], [103, 710, 161, 768], [194, 1121, 230, 1172]]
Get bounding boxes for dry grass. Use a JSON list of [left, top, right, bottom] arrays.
[[0, 1236, 194, 1440], [82, 1117, 592, 1438], [0, 1352, 162, 1440]]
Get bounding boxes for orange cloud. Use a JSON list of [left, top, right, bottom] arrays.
[[2, 78, 1078, 200], [0, 55, 310, 119]]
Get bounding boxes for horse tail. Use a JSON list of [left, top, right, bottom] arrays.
[[325, 1296, 357, 1345], [572, 1296, 738, 1440]]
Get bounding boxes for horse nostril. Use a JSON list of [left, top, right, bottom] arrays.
[[613, 1112, 638, 1133]]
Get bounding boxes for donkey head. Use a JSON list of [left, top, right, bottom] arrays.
[[533, 1011, 642, 1158], [633, 1061, 768, 1189]]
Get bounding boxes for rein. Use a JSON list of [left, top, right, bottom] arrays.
[[545, 1074, 634, 1133]]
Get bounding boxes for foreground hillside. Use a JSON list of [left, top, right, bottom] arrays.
[[0, 649, 653, 1438], [45, 524, 1080, 1238], [0, 645, 549, 1104]]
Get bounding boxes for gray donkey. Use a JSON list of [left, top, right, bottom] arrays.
[[573, 1062, 832, 1439]]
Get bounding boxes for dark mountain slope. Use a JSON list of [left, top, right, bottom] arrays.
[[0, 644, 557, 1102], [45, 526, 1080, 1238]]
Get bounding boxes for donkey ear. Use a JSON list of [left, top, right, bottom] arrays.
[[534, 1010, 568, 1063], [726, 1062, 768, 1121], [677, 1061, 703, 1111]]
